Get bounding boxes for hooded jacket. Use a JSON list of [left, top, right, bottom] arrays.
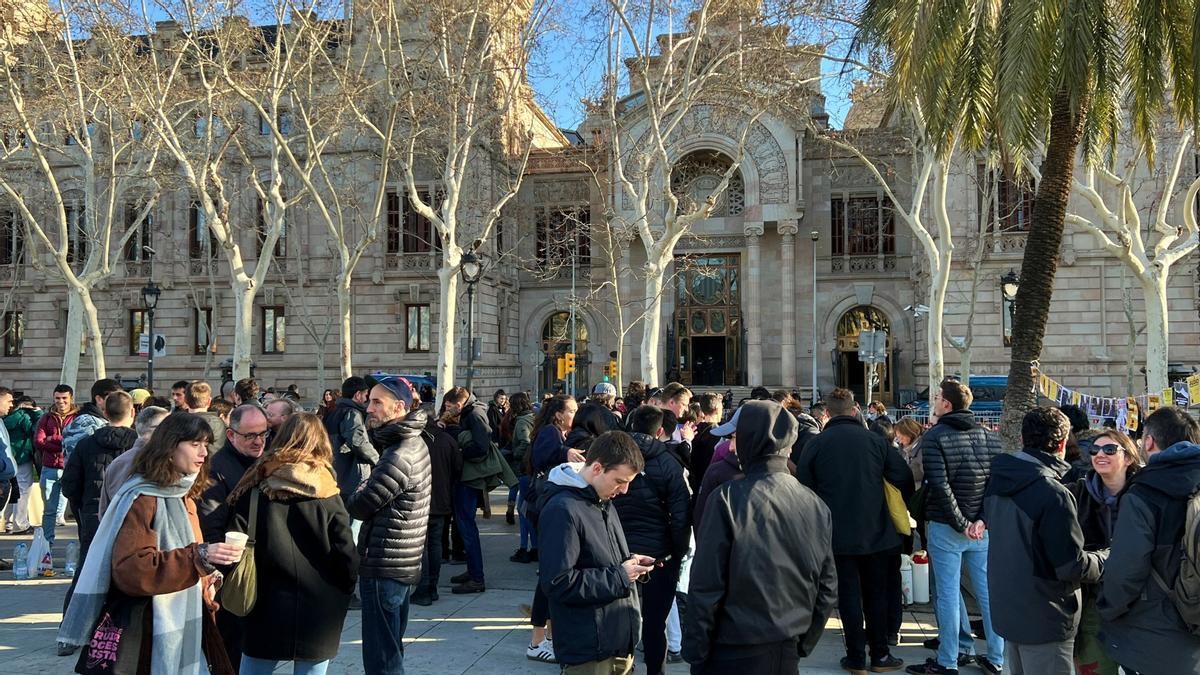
[[4, 406, 42, 465], [346, 409, 432, 583], [61, 402, 108, 463], [324, 397, 379, 497], [34, 407, 77, 470], [693, 451, 741, 536], [613, 432, 691, 560], [537, 462, 641, 667], [921, 409, 1003, 532], [688, 422, 721, 494], [60, 425, 138, 543], [458, 395, 493, 461], [795, 415, 914, 555], [1099, 442, 1200, 674], [983, 448, 1106, 644], [684, 401, 838, 666]]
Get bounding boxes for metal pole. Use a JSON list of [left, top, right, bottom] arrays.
[[147, 307, 155, 390], [570, 231, 577, 398], [811, 231, 819, 404], [466, 283, 476, 391]]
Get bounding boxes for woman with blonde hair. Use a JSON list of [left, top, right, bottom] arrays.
[[225, 413, 358, 675], [58, 412, 239, 674], [1067, 429, 1142, 675]]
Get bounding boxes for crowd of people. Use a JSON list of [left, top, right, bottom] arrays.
[[0, 374, 1198, 675]]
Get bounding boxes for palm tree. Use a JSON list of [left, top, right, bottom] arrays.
[[855, 0, 1198, 449]]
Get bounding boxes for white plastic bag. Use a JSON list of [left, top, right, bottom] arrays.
[[27, 527, 53, 577]]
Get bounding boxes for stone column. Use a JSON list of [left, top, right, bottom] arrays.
[[778, 219, 798, 386], [744, 222, 764, 386]]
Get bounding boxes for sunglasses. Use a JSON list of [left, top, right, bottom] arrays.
[[1088, 443, 1120, 457]]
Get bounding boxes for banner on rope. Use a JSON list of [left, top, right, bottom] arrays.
[[1033, 368, 1196, 422]]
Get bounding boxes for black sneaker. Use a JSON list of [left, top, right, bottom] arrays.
[[450, 571, 471, 584], [922, 638, 939, 651], [904, 658, 957, 675], [974, 656, 1000, 675], [528, 548, 539, 562], [57, 642, 79, 657], [451, 579, 486, 594], [871, 655, 903, 672], [510, 548, 530, 563], [841, 656, 868, 674], [956, 654, 974, 668], [410, 591, 433, 606], [666, 650, 683, 663]]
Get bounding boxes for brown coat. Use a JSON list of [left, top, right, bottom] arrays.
[[110, 495, 235, 675]]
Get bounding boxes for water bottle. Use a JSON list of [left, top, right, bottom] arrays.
[[12, 543, 28, 580], [65, 542, 79, 577]]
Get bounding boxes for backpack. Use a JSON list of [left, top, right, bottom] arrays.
[[1151, 487, 1200, 636]]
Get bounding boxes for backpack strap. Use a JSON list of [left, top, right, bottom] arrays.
[[247, 488, 259, 546]]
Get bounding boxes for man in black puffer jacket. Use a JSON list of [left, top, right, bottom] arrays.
[[911, 379, 1005, 675], [618, 405, 691, 675], [60, 391, 138, 613], [686, 400, 838, 673], [346, 375, 431, 675], [538, 431, 653, 673]]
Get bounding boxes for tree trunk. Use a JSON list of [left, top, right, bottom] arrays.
[[1000, 90, 1089, 451], [926, 250, 951, 406], [436, 265, 459, 404], [60, 290, 85, 389], [1142, 272, 1169, 393], [338, 276, 354, 381], [80, 287, 106, 381], [232, 282, 256, 381], [639, 260, 666, 385], [315, 347, 328, 396]]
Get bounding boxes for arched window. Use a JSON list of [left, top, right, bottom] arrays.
[[671, 150, 745, 217], [540, 312, 589, 394]]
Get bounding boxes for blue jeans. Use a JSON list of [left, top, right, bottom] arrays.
[[927, 522, 1004, 669], [516, 475, 537, 551], [507, 482, 519, 504], [40, 467, 67, 543], [453, 484, 484, 583], [360, 577, 413, 675], [240, 655, 329, 675]]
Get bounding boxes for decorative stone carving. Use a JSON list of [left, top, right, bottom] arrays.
[[627, 104, 790, 208], [743, 222, 765, 238], [675, 234, 747, 250], [777, 219, 799, 236]]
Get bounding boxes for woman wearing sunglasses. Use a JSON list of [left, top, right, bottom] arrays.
[[1066, 429, 1144, 675]]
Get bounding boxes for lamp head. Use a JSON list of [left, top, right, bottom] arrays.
[[1001, 269, 1020, 300], [460, 250, 482, 283], [141, 280, 161, 310]]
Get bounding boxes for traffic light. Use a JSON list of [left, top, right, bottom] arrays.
[[608, 359, 618, 379], [565, 352, 577, 374], [556, 356, 567, 380]]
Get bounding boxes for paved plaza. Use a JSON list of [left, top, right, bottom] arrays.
[[1, 491, 946, 674]]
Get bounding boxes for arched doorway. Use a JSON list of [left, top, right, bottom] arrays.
[[836, 305, 893, 405], [540, 311, 589, 395], [671, 254, 742, 386]]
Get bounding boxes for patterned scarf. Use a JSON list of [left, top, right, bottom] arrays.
[[58, 474, 207, 674]]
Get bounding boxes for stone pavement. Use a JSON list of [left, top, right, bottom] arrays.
[[1, 491, 954, 674]]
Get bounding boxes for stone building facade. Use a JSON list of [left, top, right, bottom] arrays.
[[1, 17, 1198, 406]]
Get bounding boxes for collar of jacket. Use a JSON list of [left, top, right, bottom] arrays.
[[630, 432, 667, 460], [1020, 447, 1071, 477], [77, 402, 104, 421], [824, 415, 865, 430], [222, 440, 259, 470], [260, 460, 340, 500], [935, 409, 979, 431], [336, 397, 365, 413], [369, 408, 429, 448], [51, 406, 79, 422]]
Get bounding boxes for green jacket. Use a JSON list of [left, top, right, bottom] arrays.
[[457, 429, 518, 492], [4, 407, 42, 466], [510, 413, 535, 471]]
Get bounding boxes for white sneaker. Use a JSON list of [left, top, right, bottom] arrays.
[[526, 639, 556, 663], [55, 517, 67, 527]]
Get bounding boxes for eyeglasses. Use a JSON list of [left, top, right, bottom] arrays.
[[230, 428, 270, 442], [1088, 443, 1120, 456]]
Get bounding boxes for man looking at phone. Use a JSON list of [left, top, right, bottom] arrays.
[[539, 430, 652, 675]]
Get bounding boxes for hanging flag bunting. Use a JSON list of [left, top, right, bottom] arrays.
[[1116, 399, 1129, 433], [1163, 388, 1174, 407], [1189, 374, 1200, 407], [1146, 394, 1160, 414], [1126, 398, 1140, 432]]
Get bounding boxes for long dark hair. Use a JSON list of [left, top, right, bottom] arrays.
[[532, 394, 574, 441], [132, 412, 216, 499], [572, 401, 618, 439], [501, 392, 534, 445]]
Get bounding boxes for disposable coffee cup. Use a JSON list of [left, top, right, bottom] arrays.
[[224, 532, 249, 562]]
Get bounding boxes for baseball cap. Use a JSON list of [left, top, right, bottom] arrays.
[[592, 382, 617, 396], [128, 389, 151, 405], [710, 407, 742, 437], [365, 374, 415, 410]]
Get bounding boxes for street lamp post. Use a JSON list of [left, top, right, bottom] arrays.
[[141, 279, 161, 390], [1001, 268, 1020, 347], [460, 250, 483, 392], [810, 230, 819, 404]]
